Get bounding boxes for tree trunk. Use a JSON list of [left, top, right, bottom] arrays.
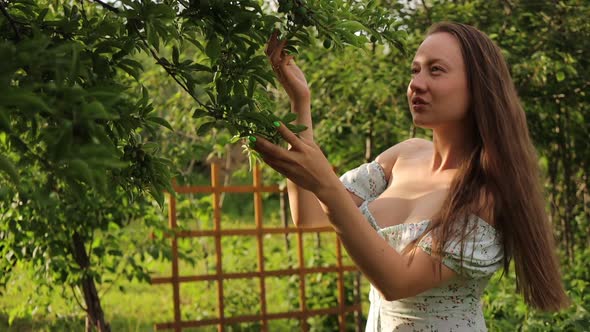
[[364, 119, 373, 163], [72, 232, 111, 332], [559, 106, 575, 262]]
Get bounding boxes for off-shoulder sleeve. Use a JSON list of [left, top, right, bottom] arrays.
[[339, 160, 388, 201], [417, 216, 504, 278]]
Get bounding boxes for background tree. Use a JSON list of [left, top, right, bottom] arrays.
[[1, 0, 588, 330], [0, 0, 404, 330]]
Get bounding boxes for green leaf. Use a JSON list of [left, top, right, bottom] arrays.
[[187, 37, 205, 52], [230, 135, 242, 144], [556, 71, 565, 82], [287, 123, 308, 133], [108, 221, 120, 232], [247, 77, 256, 98], [146, 22, 159, 51], [282, 113, 297, 123], [146, 116, 173, 131], [243, 111, 273, 127], [83, 101, 119, 120], [108, 249, 123, 257], [172, 45, 180, 65], [0, 108, 10, 132], [117, 59, 143, 80], [149, 184, 165, 208], [119, 58, 144, 71], [197, 121, 216, 136], [335, 20, 367, 33], [192, 109, 212, 118], [142, 142, 158, 153], [0, 155, 19, 185], [189, 63, 211, 72], [0, 90, 52, 114], [68, 158, 94, 187], [205, 36, 221, 62], [37, 7, 49, 22]]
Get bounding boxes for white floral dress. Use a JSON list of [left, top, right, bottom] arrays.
[[339, 161, 504, 332]]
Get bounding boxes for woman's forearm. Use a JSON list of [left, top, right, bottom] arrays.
[[316, 181, 410, 300], [285, 100, 332, 228], [290, 100, 312, 140]]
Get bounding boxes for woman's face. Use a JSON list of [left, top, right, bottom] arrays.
[[407, 32, 470, 129]]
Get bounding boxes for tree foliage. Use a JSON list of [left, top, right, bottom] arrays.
[[1, 0, 588, 330], [0, 0, 404, 329]]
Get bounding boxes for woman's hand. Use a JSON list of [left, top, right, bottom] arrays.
[[265, 30, 310, 104], [250, 122, 340, 201]]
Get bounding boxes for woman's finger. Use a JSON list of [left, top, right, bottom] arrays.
[[250, 135, 291, 163], [279, 54, 294, 69], [270, 40, 288, 65], [264, 29, 280, 56], [275, 122, 306, 151], [277, 54, 295, 80], [260, 154, 292, 177]]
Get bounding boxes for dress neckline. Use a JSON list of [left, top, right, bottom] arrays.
[[360, 200, 496, 233]]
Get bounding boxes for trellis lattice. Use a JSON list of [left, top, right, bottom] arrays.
[[151, 163, 364, 331]]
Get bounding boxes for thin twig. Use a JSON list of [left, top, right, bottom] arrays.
[[70, 285, 89, 313], [420, 0, 432, 26], [0, 0, 21, 41], [139, 38, 208, 109]]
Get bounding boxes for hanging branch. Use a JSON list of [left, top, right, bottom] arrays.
[[92, 0, 119, 13], [89, 0, 208, 109], [137, 37, 208, 109], [70, 285, 89, 313], [0, 0, 21, 41], [420, 0, 433, 26]]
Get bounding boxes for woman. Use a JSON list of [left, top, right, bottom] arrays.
[[253, 22, 569, 331]]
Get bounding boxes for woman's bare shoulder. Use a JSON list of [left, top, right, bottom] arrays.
[[402, 137, 433, 150], [375, 138, 432, 180], [376, 138, 432, 161]]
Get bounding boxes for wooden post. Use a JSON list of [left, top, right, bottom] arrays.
[[297, 227, 308, 332], [254, 164, 269, 331], [168, 193, 181, 332], [336, 237, 345, 332], [212, 163, 225, 331]]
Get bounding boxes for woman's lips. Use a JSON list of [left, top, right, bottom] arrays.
[[411, 97, 429, 111], [411, 103, 428, 111]]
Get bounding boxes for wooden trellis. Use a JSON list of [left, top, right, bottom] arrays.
[[150, 163, 363, 331]]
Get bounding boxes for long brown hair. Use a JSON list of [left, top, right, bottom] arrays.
[[405, 22, 570, 311]]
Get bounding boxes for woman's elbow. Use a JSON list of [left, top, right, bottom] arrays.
[[377, 285, 406, 302], [381, 290, 401, 302]]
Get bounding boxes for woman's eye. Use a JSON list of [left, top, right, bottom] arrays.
[[411, 68, 419, 74], [431, 66, 442, 73]]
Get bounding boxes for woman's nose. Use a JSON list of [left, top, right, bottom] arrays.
[[409, 73, 427, 93]]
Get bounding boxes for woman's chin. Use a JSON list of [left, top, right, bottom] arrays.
[[412, 118, 434, 129]]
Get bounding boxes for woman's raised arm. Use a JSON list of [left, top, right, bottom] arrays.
[[265, 31, 363, 228]]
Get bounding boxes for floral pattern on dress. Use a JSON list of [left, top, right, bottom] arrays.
[[339, 160, 388, 202], [340, 161, 505, 332]]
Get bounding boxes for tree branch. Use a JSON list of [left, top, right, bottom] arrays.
[[70, 285, 89, 313], [0, 0, 21, 41], [420, 0, 432, 26], [139, 38, 208, 109]]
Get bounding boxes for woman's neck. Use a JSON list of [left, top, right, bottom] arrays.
[[430, 122, 476, 173]]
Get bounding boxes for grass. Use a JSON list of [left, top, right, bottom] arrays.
[[0, 195, 370, 332]]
